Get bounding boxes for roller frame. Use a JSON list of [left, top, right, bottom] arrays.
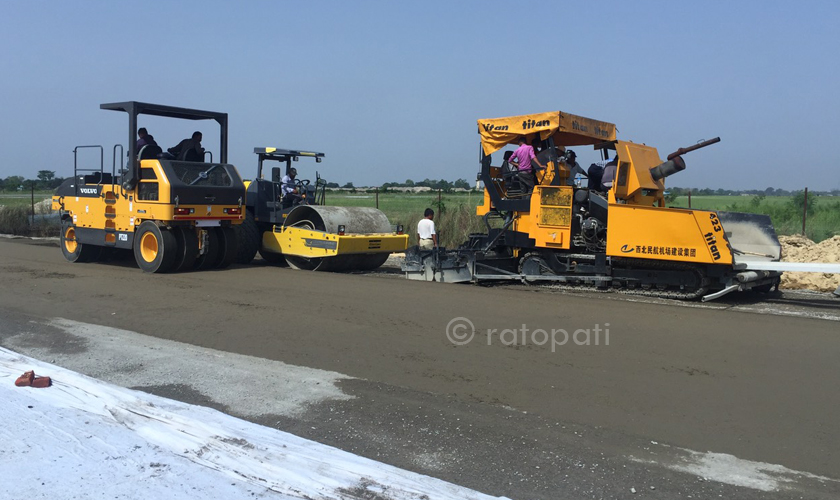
[[263, 226, 408, 260]]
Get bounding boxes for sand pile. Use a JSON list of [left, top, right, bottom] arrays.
[[777, 235, 840, 292]]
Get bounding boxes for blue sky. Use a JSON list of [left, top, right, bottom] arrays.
[[1, 1, 838, 190]]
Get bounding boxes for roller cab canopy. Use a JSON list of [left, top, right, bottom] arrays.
[[253, 147, 325, 179], [101, 101, 229, 189], [254, 148, 325, 161], [478, 111, 616, 156]]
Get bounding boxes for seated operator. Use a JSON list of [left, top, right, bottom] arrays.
[[281, 167, 304, 208], [600, 157, 619, 191], [561, 150, 588, 186], [168, 131, 204, 162]]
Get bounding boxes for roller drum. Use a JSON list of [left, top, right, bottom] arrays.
[[283, 205, 394, 272], [283, 205, 391, 234]]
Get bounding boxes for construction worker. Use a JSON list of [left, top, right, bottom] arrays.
[[509, 136, 545, 193], [561, 150, 588, 186], [168, 131, 204, 162], [136, 128, 150, 149], [134, 128, 161, 160], [417, 208, 437, 250], [281, 167, 303, 208]]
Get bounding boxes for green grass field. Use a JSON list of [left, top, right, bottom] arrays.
[[326, 191, 485, 247], [669, 195, 792, 210], [0, 192, 52, 208], [329, 191, 839, 244], [2, 189, 837, 244], [670, 194, 839, 241], [326, 191, 481, 223]]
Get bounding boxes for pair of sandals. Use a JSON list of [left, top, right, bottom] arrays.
[[14, 370, 51, 388]]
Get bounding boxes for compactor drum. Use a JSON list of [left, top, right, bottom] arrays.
[[268, 205, 400, 271], [52, 102, 245, 273], [236, 148, 407, 271], [404, 110, 840, 300]]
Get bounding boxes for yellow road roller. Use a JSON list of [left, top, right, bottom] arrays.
[[236, 148, 407, 270], [52, 101, 245, 273]]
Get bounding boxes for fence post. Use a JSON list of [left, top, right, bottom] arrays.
[[801, 187, 808, 236], [30, 184, 35, 226], [438, 188, 442, 209], [688, 189, 691, 209], [375, 187, 379, 209]]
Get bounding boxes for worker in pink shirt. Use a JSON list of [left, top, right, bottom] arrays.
[[509, 136, 545, 193]]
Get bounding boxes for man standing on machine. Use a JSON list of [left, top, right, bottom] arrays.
[[509, 136, 545, 193]]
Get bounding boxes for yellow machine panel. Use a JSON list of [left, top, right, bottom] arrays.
[[53, 161, 243, 244], [263, 226, 407, 259], [476, 188, 492, 217], [536, 160, 562, 186], [539, 186, 572, 206], [526, 186, 573, 249], [610, 141, 666, 207], [606, 204, 733, 265]]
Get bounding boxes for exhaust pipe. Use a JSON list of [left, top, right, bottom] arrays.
[[649, 156, 686, 181], [736, 270, 771, 283]]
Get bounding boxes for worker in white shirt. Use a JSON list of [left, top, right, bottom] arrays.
[[417, 208, 437, 250]]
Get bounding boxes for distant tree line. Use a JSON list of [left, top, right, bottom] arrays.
[[3, 170, 838, 198], [324, 178, 474, 192], [666, 186, 840, 198], [1, 171, 65, 191], [383, 178, 472, 191]]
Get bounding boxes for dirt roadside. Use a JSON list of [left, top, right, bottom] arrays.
[[1, 237, 839, 494]]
